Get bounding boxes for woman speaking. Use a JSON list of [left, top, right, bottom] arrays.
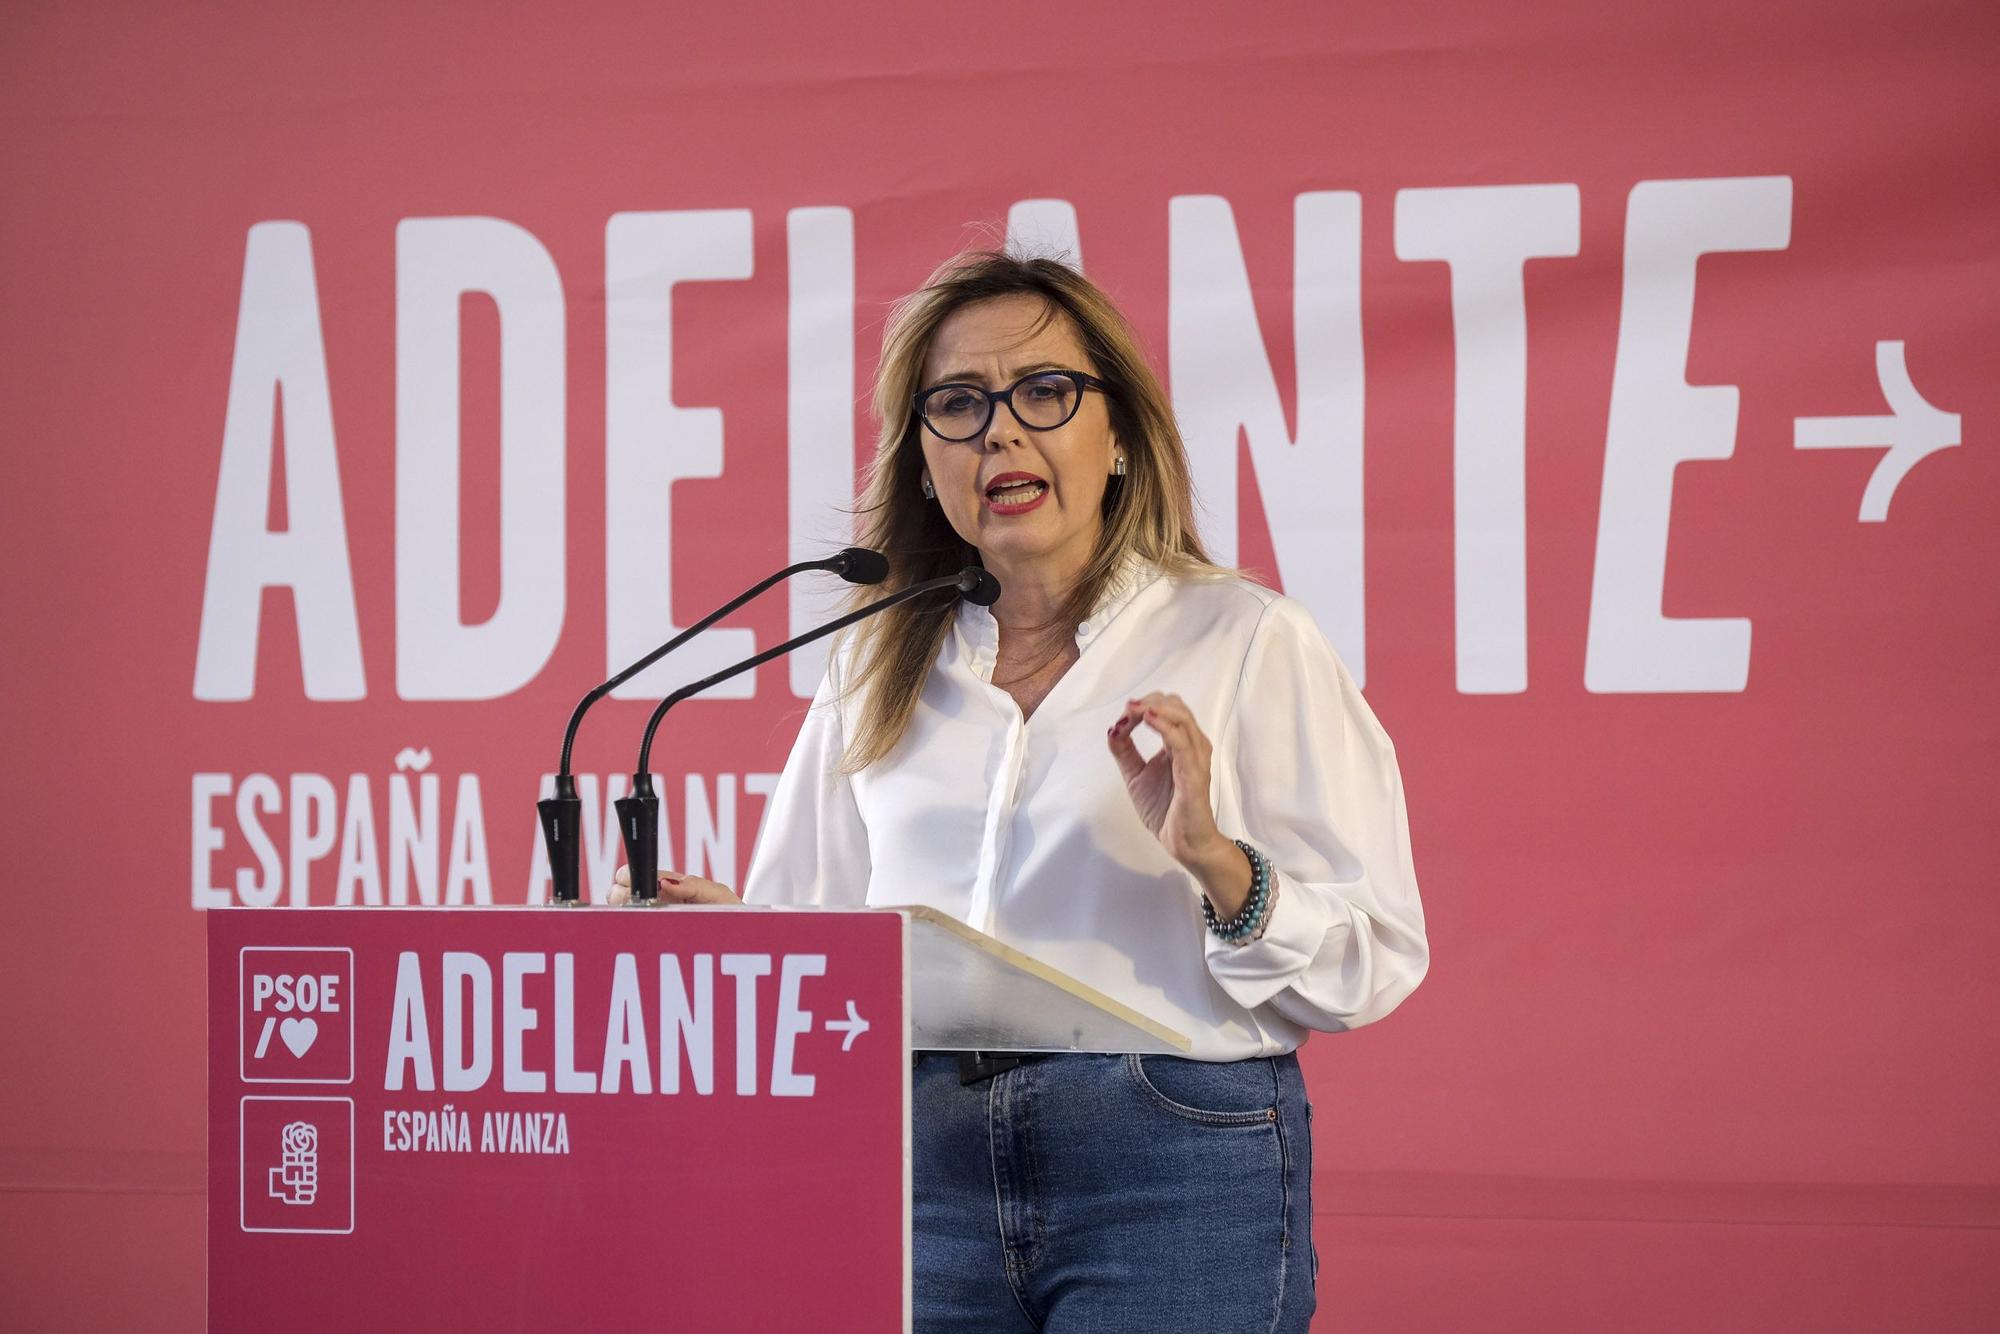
[[616, 251, 1427, 1331]]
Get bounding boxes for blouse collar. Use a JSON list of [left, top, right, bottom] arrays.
[[953, 554, 1161, 676]]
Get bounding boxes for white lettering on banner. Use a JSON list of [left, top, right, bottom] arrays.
[[249, 971, 342, 1014], [1793, 341, 1962, 521], [387, 769, 439, 906], [380, 951, 839, 1098], [442, 953, 493, 1091], [1396, 184, 1582, 695], [1007, 198, 1082, 264], [384, 951, 435, 1091], [194, 222, 366, 702], [1588, 176, 1792, 692], [476, 1110, 569, 1154], [382, 1106, 576, 1155], [604, 209, 757, 701], [721, 953, 772, 1096], [785, 207, 858, 699], [502, 951, 547, 1093], [199, 182, 1924, 712], [288, 774, 338, 908], [234, 773, 284, 907], [601, 953, 653, 1095], [336, 774, 383, 906], [501, 1111, 569, 1154], [1169, 193, 1369, 682], [382, 1106, 476, 1153], [188, 765, 778, 910], [190, 764, 496, 909], [553, 953, 598, 1094], [443, 773, 491, 905], [395, 218, 567, 701], [661, 953, 714, 1096], [771, 953, 827, 1097], [191, 773, 232, 910]]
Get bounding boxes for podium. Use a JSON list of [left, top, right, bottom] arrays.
[[207, 905, 1187, 1332]]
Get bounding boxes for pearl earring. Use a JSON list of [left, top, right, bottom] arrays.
[[921, 476, 936, 500]]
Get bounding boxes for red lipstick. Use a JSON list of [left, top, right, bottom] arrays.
[[982, 471, 1050, 515]]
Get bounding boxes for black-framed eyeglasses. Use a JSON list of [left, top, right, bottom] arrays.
[[914, 370, 1111, 442]]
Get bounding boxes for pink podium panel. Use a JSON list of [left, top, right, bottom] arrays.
[[207, 907, 909, 1331]]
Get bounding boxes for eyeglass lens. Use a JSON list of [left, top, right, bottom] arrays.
[[925, 373, 1082, 440]]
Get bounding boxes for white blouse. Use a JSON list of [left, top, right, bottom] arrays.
[[742, 560, 1428, 1061]]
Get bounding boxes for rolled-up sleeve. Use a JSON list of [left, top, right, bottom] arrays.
[[1204, 598, 1429, 1032], [742, 662, 872, 908]]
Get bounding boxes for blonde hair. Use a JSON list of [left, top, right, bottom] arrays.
[[841, 251, 1223, 770]]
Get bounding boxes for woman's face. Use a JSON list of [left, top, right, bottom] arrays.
[[915, 294, 1119, 589]]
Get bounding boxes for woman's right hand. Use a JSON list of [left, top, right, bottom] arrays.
[[608, 864, 744, 907]]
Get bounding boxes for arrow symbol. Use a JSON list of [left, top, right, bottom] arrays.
[[1794, 340, 1961, 522], [825, 1000, 870, 1052]]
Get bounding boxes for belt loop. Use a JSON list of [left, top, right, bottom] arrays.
[[956, 1051, 1044, 1085]]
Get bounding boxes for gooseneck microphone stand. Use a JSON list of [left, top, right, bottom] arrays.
[[537, 547, 889, 904], [615, 566, 1001, 904]]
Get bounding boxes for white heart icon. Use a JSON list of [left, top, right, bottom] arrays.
[[279, 1016, 319, 1059]]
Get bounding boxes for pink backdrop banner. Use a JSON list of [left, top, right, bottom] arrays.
[[2, 1, 1995, 1329]]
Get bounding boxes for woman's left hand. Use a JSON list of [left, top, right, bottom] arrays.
[[607, 864, 742, 907], [1109, 693, 1238, 881]]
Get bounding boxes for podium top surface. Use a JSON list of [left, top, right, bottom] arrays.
[[900, 906, 1192, 1055]]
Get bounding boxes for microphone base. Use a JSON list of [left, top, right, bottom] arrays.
[[536, 795, 584, 904], [613, 793, 662, 904]]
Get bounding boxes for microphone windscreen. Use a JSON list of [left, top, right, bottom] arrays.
[[956, 567, 1002, 607], [834, 547, 890, 585]]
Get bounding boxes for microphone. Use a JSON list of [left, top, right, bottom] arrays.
[[615, 565, 1000, 903], [827, 546, 889, 585], [536, 547, 889, 905]]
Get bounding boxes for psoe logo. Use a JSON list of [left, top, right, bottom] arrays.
[[241, 947, 354, 1084], [270, 1121, 319, 1204], [241, 1097, 353, 1234]]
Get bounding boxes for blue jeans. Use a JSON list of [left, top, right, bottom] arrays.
[[912, 1051, 1316, 1332]]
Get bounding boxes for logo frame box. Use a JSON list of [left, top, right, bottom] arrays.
[[238, 946, 355, 1084], [239, 1095, 355, 1235]]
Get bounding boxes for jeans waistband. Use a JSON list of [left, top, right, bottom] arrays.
[[914, 1050, 1051, 1085]]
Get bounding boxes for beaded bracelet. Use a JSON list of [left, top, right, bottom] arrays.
[[1202, 839, 1275, 944]]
